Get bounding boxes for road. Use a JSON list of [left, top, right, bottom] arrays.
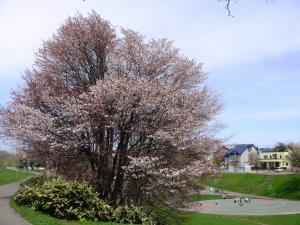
[[185, 186, 300, 215], [0, 181, 31, 225]]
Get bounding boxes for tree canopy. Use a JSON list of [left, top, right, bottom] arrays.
[[274, 143, 288, 152], [287, 143, 300, 168], [0, 11, 221, 206]]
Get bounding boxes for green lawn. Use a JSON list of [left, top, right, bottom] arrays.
[[9, 172, 300, 225], [12, 200, 300, 225], [0, 167, 34, 185], [208, 173, 300, 200], [191, 194, 235, 201], [182, 212, 300, 225]]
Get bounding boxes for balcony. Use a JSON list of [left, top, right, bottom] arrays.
[[259, 158, 285, 162]]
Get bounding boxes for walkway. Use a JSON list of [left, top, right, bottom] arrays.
[[197, 186, 275, 199], [185, 198, 300, 215], [185, 187, 300, 215], [0, 181, 31, 225]]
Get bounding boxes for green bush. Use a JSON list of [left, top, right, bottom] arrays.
[[146, 200, 182, 225], [14, 177, 111, 221], [113, 206, 156, 225], [14, 176, 158, 224], [20, 175, 49, 187]]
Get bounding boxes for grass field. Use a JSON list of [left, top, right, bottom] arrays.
[[9, 172, 300, 225], [12, 200, 300, 225], [191, 194, 235, 201], [208, 173, 300, 200], [0, 167, 34, 185], [182, 212, 300, 225]]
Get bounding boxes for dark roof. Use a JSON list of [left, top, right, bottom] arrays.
[[225, 144, 256, 157], [260, 148, 288, 153], [259, 148, 274, 153]]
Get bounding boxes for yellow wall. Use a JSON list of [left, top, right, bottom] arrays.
[[259, 151, 290, 168]]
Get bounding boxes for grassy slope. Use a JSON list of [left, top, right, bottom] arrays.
[[0, 167, 34, 185], [191, 194, 235, 201], [12, 201, 300, 225], [182, 212, 300, 225], [208, 173, 300, 200]]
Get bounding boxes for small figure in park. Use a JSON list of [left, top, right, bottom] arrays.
[[238, 196, 243, 206], [249, 197, 252, 203]]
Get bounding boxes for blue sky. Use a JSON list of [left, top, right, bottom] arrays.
[[0, 0, 300, 149]]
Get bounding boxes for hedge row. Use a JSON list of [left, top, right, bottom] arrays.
[[14, 176, 155, 224]]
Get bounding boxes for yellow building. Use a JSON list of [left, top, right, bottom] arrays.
[[259, 148, 290, 169]]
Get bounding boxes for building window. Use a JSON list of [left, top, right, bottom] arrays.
[[264, 155, 268, 159], [279, 155, 282, 158], [286, 163, 288, 166], [270, 155, 272, 159]]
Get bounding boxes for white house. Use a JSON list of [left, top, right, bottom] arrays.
[[224, 144, 258, 172]]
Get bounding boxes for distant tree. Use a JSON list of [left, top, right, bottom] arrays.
[[17, 158, 28, 170], [0, 150, 16, 167], [274, 143, 288, 152], [287, 144, 300, 168], [0, 11, 221, 207], [213, 146, 228, 168], [248, 152, 260, 168], [0, 150, 9, 159], [230, 154, 240, 172], [0, 150, 9, 167]]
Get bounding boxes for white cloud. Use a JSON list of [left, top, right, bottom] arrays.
[[0, 0, 300, 73]]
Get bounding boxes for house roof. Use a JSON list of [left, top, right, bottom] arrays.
[[259, 148, 274, 153], [225, 144, 256, 157], [259, 148, 288, 153]]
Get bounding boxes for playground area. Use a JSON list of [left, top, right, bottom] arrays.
[[186, 197, 300, 215]]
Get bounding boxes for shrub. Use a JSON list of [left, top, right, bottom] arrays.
[[15, 176, 158, 224], [14, 177, 111, 221], [20, 175, 49, 187], [113, 206, 156, 225], [149, 202, 181, 225]]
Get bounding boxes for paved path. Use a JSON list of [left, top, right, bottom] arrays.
[[0, 181, 31, 225], [185, 198, 300, 215], [185, 187, 300, 215], [197, 186, 275, 199]]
